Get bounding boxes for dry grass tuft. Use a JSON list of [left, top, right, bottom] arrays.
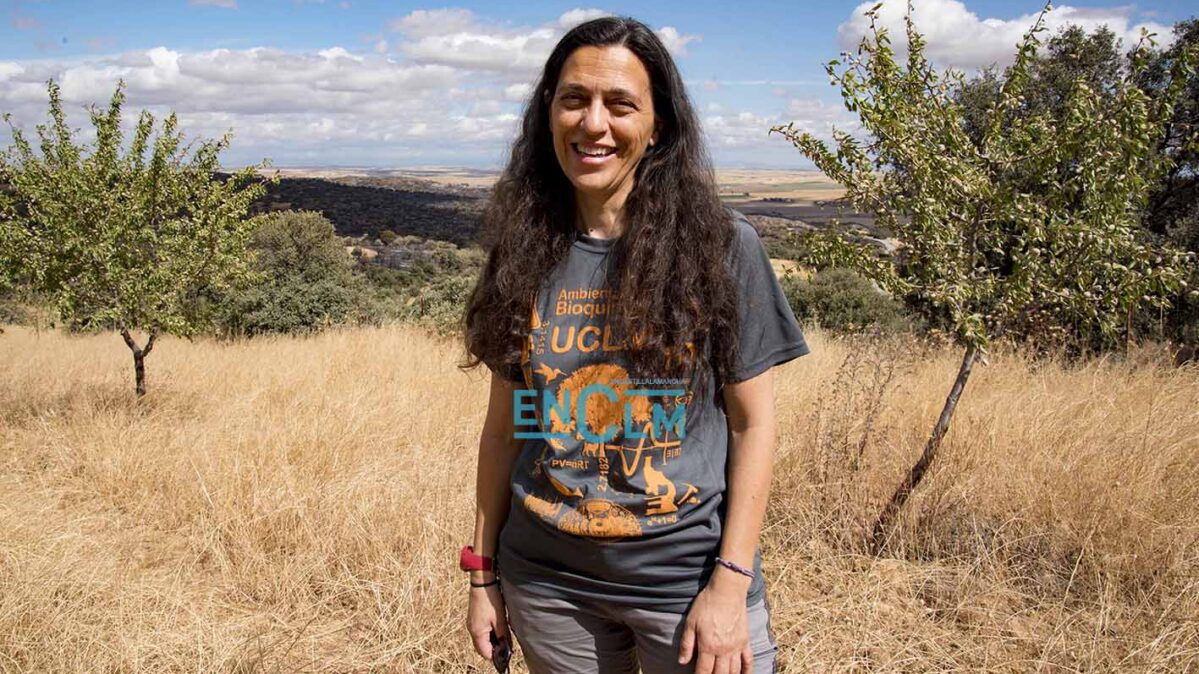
[[1, 324, 1196, 672]]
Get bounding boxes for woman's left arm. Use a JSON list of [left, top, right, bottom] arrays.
[[679, 367, 777, 674]]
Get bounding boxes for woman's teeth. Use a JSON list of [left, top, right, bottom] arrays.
[[575, 144, 615, 157]]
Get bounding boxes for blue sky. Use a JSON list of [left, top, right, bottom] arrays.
[[1, 0, 1194, 169]]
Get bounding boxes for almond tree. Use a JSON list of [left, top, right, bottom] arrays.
[[771, 1, 1198, 553], [0, 79, 273, 397]]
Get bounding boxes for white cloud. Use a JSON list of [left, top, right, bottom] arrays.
[[702, 96, 860, 151], [317, 46, 361, 62], [388, 8, 700, 74], [655, 27, 698, 56], [189, 0, 238, 8], [503, 82, 532, 102], [784, 97, 860, 137], [837, 0, 1174, 71], [557, 9, 611, 29], [703, 111, 782, 149], [389, 9, 479, 38], [399, 28, 560, 73], [0, 46, 500, 164], [0, 9, 737, 167]]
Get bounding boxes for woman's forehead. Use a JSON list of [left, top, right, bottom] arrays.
[[556, 45, 652, 95]]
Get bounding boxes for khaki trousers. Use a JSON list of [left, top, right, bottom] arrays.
[[499, 574, 779, 674]]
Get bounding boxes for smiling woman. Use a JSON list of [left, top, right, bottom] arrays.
[[459, 15, 809, 674], [549, 44, 659, 216]]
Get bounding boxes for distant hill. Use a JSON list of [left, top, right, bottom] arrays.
[[226, 169, 879, 254], [243, 173, 488, 247]]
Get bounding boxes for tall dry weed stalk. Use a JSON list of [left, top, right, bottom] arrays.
[[803, 330, 921, 551]]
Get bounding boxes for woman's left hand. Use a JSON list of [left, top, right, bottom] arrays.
[[678, 580, 754, 674]]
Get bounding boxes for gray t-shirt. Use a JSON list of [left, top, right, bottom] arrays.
[[492, 209, 810, 613]]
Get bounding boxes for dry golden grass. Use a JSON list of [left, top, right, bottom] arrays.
[[714, 169, 846, 202], [0, 324, 1196, 672]]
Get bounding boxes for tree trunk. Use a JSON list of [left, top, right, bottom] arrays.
[[869, 342, 978, 555], [120, 329, 157, 398]]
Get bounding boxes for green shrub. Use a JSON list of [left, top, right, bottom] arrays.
[[218, 210, 375, 336], [353, 238, 484, 334], [765, 231, 807, 261], [395, 272, 477, 336], [781, 267, 912, 334]]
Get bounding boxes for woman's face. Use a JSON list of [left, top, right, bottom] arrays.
[[549, 44, 658, 203]]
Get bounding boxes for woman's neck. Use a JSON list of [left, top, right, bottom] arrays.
[[575, 183, 633, 239]]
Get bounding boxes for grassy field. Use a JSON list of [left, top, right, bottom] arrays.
[[714, 169, 846, 202], [0, 324, 1196, 672]]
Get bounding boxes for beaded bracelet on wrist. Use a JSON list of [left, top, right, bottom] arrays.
[[714, 556, 755, 579]]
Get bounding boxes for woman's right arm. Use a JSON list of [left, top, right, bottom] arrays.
[[466, 371, 524, 659]]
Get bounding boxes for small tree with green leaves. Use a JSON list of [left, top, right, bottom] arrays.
[[771, 1, 1198, 553], [0, 79, 274, 397]]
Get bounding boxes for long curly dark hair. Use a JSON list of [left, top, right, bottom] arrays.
[[460, 15, 740, 396]]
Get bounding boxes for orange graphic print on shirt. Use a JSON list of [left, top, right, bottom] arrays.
[[517, 285, 702, 542]]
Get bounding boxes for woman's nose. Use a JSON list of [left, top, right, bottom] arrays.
[[580, 100, 607, 134]]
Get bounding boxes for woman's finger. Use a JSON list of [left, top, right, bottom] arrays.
[[470, 627, 493, 660], [715, 651, 733, 674], [741, 641, 753, 674], [487, 586, 509, 640], [467, 586, 506, 659], [696, 650, 716, 674], [678, 622, 696, 664]]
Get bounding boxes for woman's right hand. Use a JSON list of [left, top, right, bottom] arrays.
[[467, 578, 509, 660]]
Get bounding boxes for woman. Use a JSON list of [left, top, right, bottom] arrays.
[[460, 15, 809, 674]]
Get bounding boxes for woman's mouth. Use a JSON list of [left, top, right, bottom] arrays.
[[572, 143, 617, 165]]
